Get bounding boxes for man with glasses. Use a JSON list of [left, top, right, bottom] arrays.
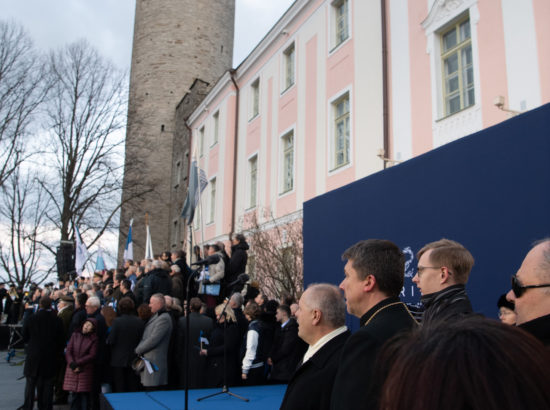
[[412, 238, 475, 325], [506, 238, 550, 346]]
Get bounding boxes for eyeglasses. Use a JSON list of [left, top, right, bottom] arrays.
[[511, 275, 550, 298]]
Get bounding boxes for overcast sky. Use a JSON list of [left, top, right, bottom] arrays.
[[2, 0, 295, 69]]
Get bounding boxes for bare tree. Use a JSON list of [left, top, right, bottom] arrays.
[[0, 21, 48, 188], [0, 170, 52, 288], [244, 210, 303, 300], [38, 40, 133, 251]]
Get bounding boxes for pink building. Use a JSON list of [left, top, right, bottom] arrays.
[[183, 0, 549, 258]]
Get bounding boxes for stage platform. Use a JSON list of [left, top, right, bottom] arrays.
[[102, 384, 287, 410]]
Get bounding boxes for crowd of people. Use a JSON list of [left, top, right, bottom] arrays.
[[4, 235, 550, 410]]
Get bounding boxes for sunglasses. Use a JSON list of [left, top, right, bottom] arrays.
[[511, 275, 550, 298]]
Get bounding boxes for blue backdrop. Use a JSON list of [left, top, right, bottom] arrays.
[[303, 103, 550, 329]]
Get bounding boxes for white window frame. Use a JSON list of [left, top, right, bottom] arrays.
[[208, 176, 216, 224], [279, 128, 295, 195], [247, 153, 258, 210], [282, 42, 296, 94], [329, 0, 351, 54], [212, 110, 219, 147], [440, 17, 474, 117], [249, 78, 260, 120], [199, 126, 205, 157], [328, 89, 352, 172]]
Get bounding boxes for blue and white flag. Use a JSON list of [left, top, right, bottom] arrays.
[[95, 248, 106, 271], [123, 219, 134, 261], [74, 225, 89, 276], [181, 160, 208, 224]]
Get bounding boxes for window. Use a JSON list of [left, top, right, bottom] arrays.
[[212, 111, 219, 146], [249, 155, 258, 208], [199, 126, 205, 157], [332, 0, 349, 49], [332, 93, 350, 169], [281, 131, 294, 193], [283, 43, 295, 91], [250, 78, 260, 119], [441, 18, 474, 116], [208, 177, 216, 223]]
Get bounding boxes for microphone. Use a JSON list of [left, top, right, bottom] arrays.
[[227, 273, 250, 288], [191, 254, 221, 266]]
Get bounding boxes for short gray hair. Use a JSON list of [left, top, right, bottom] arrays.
[[304, 283, 346, 328], [230, 292, 243, 308], [152, 260, 162, 269], [171, 264, 181, 273], [87, 296, 100, 308], [533, 238, 550, 281], [151, 293, 165, 307]]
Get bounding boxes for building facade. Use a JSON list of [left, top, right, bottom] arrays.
[[175, 0, 549, 264]]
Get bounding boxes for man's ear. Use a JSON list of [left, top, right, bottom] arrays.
[[364, 274, 376, 293], [312, 308, 322, 326], [440, 267, 452, 285]]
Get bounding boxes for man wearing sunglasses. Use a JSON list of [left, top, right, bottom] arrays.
[[506, 239, 550, 346], [413, 239, 475, 325]]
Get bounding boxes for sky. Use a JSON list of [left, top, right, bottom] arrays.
[[2, 0, 296, 70], [1, 0, 295, 273]]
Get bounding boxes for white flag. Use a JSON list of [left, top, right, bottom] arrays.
[[74, 225, 89, 275], [145, 222, 154, 259], [123, 219, 134, 261]]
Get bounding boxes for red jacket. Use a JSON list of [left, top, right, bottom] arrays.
[[63, 325, 98, 392]]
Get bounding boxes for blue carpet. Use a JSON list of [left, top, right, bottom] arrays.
[[104, 384, 286, 409]]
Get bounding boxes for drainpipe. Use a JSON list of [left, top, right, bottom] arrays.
[[381, 0, 390, 169], [229, 70, 240, 237]]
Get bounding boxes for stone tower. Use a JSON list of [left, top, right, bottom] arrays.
[[119, 0, 235, 261]]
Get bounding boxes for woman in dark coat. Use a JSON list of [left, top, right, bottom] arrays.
[[200, 302, 241, 387], [63, 318, 99, 410]]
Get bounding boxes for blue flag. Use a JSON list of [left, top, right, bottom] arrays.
[[181, 160, 208, 224], [123, 219, 134, 261]]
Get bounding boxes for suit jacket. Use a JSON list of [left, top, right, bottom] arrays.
[[177, 312, 214, 388], [107, 314, 145, 367], [280, 330, 350, 410], [330, 298, 418, 410], [135, 310, 173, 386], [23, 309, 65, 378], [269, 318, 307, 382]]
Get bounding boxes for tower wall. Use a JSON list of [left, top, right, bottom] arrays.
[[119, 0, 235, 261]]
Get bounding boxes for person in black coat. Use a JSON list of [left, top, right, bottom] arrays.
[[227, 234, 249, 295], [21, 296, 65, 410], [120, 279, 137, 309], [177, 297, 214, 388], [268, 305, 307, 383], [200, 303, 241, 388], [68, 292, 88, 342], [107, 297, 145, 392], [412, 239, 475, 325], [330, 240, 418, 410], [171, 250, 192, 299], [229, 293, 248, 344], [142, 261, 172, 303], [280, 284, 350, 410]]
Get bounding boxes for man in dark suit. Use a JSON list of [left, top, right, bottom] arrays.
[[268, 304, 307, 383], [280, 284, 349, 410], [107, 297, 145, 392], [20, 296, 64, 410], [331, 239, 418, 410], [178, 297, 214, 388], [120, 279, 137, 308]]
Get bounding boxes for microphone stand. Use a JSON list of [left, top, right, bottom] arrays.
[[184, 267, 200, 410], [197, 300, 249, 403]]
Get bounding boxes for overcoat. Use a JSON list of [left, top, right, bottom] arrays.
[[23, 308, 65, 378], [135, 310, 173, 387], [280, 330, 350, 410], [330, 298, 418, 410], [107, 314, 145, 367], [63, 320, 98, 393]]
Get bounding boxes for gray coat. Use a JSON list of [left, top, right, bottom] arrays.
[[135, 311, 173, 387]]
